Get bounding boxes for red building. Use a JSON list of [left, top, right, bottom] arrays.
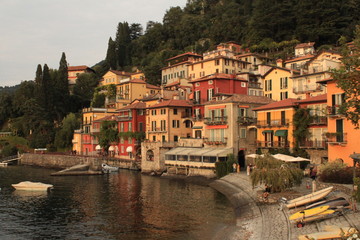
[[191, 73, 248, 118]]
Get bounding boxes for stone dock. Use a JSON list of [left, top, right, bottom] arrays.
[[210, 172, 360, 240]]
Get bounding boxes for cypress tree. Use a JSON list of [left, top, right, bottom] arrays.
[[105, 37, 117, 70]]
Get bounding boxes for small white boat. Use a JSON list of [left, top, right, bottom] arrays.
[[101, 163, 119, 173], [12, 181, 53, 191], [285, 186, 334, 209]]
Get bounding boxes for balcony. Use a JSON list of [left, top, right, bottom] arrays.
[[257, 141, 290, 148], [204, 138, 227, 146], [204, 116, 228, 125], [248, 82, 262, 89], [257, 119, 289, 127], [192, 114, 203, 121], [327, 106, 342, 117], [238, 116, 257, 125], [299, 140, 327, 149], [118, 115, 132, 121], [326, 132, 347, 145], [293, 84, 323, 94], [309, 116, 327, 125]]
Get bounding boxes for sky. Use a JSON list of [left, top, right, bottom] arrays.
[[0, 0, 187, 87]]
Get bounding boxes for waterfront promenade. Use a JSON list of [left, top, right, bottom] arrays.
[[210, 172, 360, 240]]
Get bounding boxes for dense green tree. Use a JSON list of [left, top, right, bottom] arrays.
[[91, 93, 106, 108], [0, 92, 13, 128], [105, 37, 117, 70], [115, 22, 132, 68], [98, 120, 118, 154], [129, 23, 143, 40], [332, 25, 360, 128], [73, 73, 99, 108], [12, 81, 36, 116], [54, 113, 80, 149]]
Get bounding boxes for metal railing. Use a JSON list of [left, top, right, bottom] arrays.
[[204, 116, 228, 125], [238, 116, 257, 125], [257, 119, 289, 127], [299, 140, 327, 149], [326, 132, 347, 144], [309, 116, 327, 125]]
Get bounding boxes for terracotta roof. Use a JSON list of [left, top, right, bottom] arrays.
[[117, 101, 146, 111], [296, 94, 327, 104], [253, 98, 298, 111], [164, 81, 180, 88], [146, 83, 161, 89], [148, 99, 193, 109], [205, 94, 275, 105], [68, 65, 89, 71], [262, 66, 293, 78], [129, 78, 145, 84], [295, 42, 315, 49], [191, 73, 246, 83], [284, 54, 314, 63], [93, 114, 117, 122], [166, 52, 202, 62]]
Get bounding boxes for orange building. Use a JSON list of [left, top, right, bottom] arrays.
[[253, 99, 298, 150], [318, 78, 360, 165]]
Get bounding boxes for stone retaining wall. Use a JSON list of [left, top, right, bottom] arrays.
[[21, 153, 138, 170]]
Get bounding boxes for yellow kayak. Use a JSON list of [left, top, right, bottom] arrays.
[[289, 205, 329, 221]]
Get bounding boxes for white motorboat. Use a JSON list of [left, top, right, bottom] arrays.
[[101, 163, 119, 173], [12, 181, 53, 191]]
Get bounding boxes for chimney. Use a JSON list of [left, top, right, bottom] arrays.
[[276, 59, 283, 67]]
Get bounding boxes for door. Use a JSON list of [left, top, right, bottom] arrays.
[[336, 119, 344, 142]]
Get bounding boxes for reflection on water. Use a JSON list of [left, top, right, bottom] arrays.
[[0, 166, 234, 240]]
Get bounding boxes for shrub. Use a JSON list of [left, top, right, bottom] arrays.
[[319, 161, 360, 184], [1, 144, 18, 157]]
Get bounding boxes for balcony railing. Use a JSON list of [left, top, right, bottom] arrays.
[[257, 141, 290, 148], [181, 112, 192, 118], [327, 106, 342, 116], [248, 82, 262, 89], [204, 139, 227, 145], [293, 84, 323, 94], [257, 119, 289, 127], [238, 116, 257, 125], [309, 116, 327, 125], [299, 140, 327, 149], [192, 114, 203, 121], [326, 132, 347, 144], [204, 116, 228, 125]]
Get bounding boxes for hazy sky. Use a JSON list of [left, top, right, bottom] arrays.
[[0, 0, 187, 87]]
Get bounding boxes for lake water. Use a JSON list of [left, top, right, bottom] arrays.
[[0, 166, 235, 240]]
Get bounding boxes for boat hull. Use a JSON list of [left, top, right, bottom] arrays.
[[286, 186, 333, 209], [12, 181, 53, 191]]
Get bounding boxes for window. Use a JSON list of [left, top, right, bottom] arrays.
[[128, 122, 132, 132], [281, 111, 286, 125], [120, 123, 124, 132], [195, 82, 200, 87], [266, 112, 271, 125], [172, 120, 180, 128], [241, 82, 246, 87], [207, 88, 214, 101], [240, 128, 246, 138], [162, 135, 166, 142], [238, 108, 247, 117], [160, 120, 166, 131], [152, 136, 156, 141], [161, 109, 166, 114], [215, 59, 220, 66], [265, 93, 272, 99], [265, 79, 272, 91], [208, 80, 213, 85], [151, 109, 156, 115], [174, 135, 179, 142], [139, 122, 144, 132], [280, 91, 288, 100], [173, 109, 178, 115], [280, 77, 288, 89], [151, 121, 156, 131], [128, 138, 132, 144]]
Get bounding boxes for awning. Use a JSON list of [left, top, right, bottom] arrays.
[[192, 126, 203, 129], [95, 145, 101, 150], [126, 146, 133, 153], [262, 130, 274, 135], [165, 147, 233, 158], [108, 146, 115, 151], [275, 130, 288, 137], [165, 147, 194, 155], [202, 148, 232, 157]]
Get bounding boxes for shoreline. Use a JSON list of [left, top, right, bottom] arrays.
[[209, 172, 360, 240]]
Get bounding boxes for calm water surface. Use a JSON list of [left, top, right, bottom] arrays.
[[0, 166, 234, 240]]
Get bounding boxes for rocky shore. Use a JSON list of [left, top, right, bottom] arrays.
[[210, 172, 360, 240]]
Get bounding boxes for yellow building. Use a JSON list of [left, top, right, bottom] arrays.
[[262, 67, 296, 101], [161, 52, 203, 87], [253, 99, 298, 150], [100, 70, 132, 86], [115, 79, 160, 108], [146, 99, 193, 143]]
